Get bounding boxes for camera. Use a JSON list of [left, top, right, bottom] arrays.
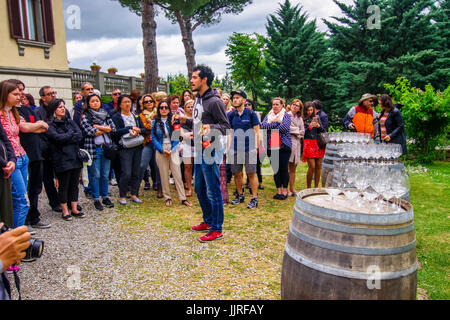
[[0, 224, 44, 260]]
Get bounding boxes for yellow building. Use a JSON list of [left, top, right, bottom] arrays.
[[0, 0, 73, 110]]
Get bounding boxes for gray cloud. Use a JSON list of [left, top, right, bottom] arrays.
[[64, 0, 353, 78]]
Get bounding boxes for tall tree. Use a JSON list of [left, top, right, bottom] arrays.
[[264, 0, 333, 103], [158, 0, 253, 77], [118, 0, 159, 93], [225, 32, 267, 104], [118, 0, 253, 80], [324, 0, 449, 118]]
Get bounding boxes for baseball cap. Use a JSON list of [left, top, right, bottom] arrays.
[[230, 89, 247, 99]]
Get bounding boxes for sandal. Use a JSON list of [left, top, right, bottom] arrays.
[[165, 199, 173, 207], [181, 200, 193, 207], [186, 191, 193, 197]]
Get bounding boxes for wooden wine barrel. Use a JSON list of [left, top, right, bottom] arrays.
[[281, 189, 417, 300], [321, 143, 340, 187]]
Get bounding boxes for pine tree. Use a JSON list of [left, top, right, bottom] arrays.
[[324, 0, 449, 120], [264, 0, 333, 104]]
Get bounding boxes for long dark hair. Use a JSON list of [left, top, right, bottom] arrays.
[[303, 101, 315, 119], [180, 90, 194, 107], [0, 80, 21, 125], [46, 99, 65, 122], [154, 100, 173, 138]]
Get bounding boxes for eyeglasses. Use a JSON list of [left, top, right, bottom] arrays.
[[159, 106, 169, 110], [45, 91, 57, 96], [144, 100, 154, 104]]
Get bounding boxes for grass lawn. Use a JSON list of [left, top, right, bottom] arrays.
[[408, 161, 450, 300], [115, 160, 449, 300]]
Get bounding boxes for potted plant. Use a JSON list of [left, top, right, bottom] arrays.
[[90, 63, 101, 72], [140, 73, 145, 79], [108, 67, 118, 75]]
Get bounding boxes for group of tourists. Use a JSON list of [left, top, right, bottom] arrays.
[[0, 64, 407, 247]]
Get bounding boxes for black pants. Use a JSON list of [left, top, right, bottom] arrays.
[[42, 158, 59, 208], [0, 177, 13, 227], [25, 160, 43, 225], [269, 148, 291, 189], [56, 168, 82, 204], [119, 147, 142, 197]]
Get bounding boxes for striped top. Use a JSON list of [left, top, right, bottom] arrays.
[[379, 112, 389, 139]]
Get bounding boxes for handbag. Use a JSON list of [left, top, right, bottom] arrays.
[[78, 149, 90, 163], [120, 132, 144, 149], [100, 134, 119, 160], [317, 132, 328, 149]]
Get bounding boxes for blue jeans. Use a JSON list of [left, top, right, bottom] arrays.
[[88, 148, 111, 201], [11, 155, 29, 228], [194, 159, 224, 233]]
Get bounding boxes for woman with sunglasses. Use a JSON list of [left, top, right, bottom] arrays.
[[138, 94, 162, 197], [111, 95, 146, 205], [152, 100, 192, 207]]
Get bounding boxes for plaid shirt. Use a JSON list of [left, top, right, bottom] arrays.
[[80, 112, 116, 160]]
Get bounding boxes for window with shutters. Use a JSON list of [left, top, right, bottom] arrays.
[[7, 0, 56, 59]]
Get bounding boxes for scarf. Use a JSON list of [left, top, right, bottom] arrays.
[[88, 108, 108, 125], [267, 108, 286, 124], [142, 109, 156, 123]]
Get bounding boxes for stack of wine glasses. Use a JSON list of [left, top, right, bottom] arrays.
[[325, 161, 410, 214], [336, 143, 403, 164], [324, 132, 409, 214]]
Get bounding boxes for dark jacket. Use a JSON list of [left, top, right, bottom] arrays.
[[18, 106, 43, 162], [376, 107, 407, 155], [186, 88, 231, 134], [104, 101, 116, 115], [111, 112, 146, 148], [0, 123, 16, 169], [316, 110, 329, 133], [45, 118, 83, 174], [73, 99, 84, 127], [35, 102, 72, 159]]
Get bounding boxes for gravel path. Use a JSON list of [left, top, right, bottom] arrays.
[[6, 187, 204, 300], [7, 185, 283, 300]]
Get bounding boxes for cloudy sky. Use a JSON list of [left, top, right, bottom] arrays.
[[63, 0, 353, 78]]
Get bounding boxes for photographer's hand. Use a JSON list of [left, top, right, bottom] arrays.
[[0, 225, 31, 272]]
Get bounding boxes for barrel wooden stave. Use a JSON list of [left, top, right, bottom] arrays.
[[281, 189, 417, 300]]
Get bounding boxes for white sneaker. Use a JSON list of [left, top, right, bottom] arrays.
[[170, 178, 174, 185], [110, 178, 118, 186]]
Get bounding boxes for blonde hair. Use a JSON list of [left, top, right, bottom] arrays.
[[152, 91, 167, 105], [184, 99, 194, 108], [272, 97, 286, 107]]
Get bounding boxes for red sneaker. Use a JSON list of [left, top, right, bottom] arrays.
[[191, 222, 211, 232], [199, 231, 223, 243]]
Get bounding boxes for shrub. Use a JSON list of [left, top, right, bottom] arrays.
[[385, 77, 450, 164]]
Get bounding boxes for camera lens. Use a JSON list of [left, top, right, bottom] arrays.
[[25, 238, 44, 260]]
